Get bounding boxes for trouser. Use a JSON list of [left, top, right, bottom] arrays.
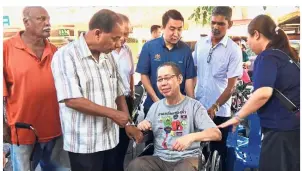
[[259, 128, 300, 171], [11, 136, 61, 171], [115, 95, 134, 171], [68, 147, 117, 171], [210, 116, 231, 171], [126, 156, 198, 171]]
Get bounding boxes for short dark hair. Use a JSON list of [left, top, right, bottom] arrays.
[[232, 36, 241, 42], [150, 25, 161, 33], [157, 62, 181, 77], [212, 6, 233, 21], [89, 9, 122, 32], [162, 9, 184, 28], [117, 13, 130, 23]]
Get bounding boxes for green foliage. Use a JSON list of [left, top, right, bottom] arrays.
[[188, 6, 214, 26]]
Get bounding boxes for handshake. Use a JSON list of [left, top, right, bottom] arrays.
[[110, 111, 148, 144]]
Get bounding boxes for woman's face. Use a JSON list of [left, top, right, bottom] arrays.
[[247, 31, 262, 55]]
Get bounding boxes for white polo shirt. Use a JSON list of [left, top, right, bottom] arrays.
[[112, 44, 134, 96]]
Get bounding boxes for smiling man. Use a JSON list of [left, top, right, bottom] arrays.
[[127, 62, 221, 171], [192, 6, 243, 170]]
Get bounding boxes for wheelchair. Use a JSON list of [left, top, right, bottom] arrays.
[[134, 131, 221, 171], [231, 80, 253, 113], [130, 82, 221, 171]]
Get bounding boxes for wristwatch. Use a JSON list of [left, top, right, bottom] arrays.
[[234, 113, 244, 122], [212, 102, 220, 112], [126, 121, 135, 126]]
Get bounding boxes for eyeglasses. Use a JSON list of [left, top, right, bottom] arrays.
[[211, 21, 226, 26], [157, 74, 176, 83], [207, 47, 216, 63]]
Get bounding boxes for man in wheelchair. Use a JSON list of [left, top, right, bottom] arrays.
[[127, 62, 222, 171]]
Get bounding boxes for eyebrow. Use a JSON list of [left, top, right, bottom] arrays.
[[169, 26, 182, 29], [158, 74, 173, 77]]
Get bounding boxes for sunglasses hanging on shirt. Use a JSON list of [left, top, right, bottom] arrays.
[[207, 45, 219, 63]]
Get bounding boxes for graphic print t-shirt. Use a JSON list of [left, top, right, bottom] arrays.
[[145, 96, 216, 162]]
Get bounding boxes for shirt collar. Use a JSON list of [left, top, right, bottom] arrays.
[[77, 33, 108, 61], [206, 34, 229, 47], [13, 31, 53, 58], [77, 33, 93, 58], [112, 44, 127, 55]]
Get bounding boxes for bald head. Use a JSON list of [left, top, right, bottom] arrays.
[[22, 6, 51, 38], [22, 6, 46, 19]]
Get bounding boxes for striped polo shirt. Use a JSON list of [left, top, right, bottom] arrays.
[[51, 34, 126, 153]]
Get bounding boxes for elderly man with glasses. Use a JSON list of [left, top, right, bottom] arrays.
[[127, 62, 221, 171]]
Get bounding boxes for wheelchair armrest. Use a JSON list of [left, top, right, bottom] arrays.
[[200, 142, 210, 150], [140, 130, 152, 143]]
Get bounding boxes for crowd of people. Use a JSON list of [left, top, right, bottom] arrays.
[[3, 5, 300, 171]]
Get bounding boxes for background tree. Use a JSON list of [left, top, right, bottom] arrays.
[[188, 6, 214, 26]]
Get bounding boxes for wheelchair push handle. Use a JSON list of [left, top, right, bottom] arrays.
[[15, 122, 33, 129]]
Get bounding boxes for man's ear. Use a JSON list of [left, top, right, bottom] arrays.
[[178, 75, 183, 84], [228, 21, 233, 29], [23, 18, 29, 27], [93, 29, 103, 40]]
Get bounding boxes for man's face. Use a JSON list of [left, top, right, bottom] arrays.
[[157, 66, 182, 98], [163, 18, 183, 44], [24, 7, 51, 38], [96, 23, 123, 54], [211, 15, 231, 39], [152, 28, 161, 39], [120, 22, 132, 46]]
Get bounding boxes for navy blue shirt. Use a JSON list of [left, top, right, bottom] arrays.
[[136, 36, 197, 109], [253, 49, 300, 131]]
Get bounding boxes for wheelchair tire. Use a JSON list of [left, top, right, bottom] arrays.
[[214, 155, 221, 171], [210, 150, 218, 171]]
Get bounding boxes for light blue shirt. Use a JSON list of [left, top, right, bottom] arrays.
[[193, 35, 242, 117]]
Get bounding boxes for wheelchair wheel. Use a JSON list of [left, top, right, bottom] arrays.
[[214, 155, 221, 171], [210, 150, 220, 171]]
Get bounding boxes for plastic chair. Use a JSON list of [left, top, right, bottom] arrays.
[[226, 113, 261, 171]]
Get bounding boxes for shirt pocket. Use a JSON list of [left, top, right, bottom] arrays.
[[211, 58, 228, 78]]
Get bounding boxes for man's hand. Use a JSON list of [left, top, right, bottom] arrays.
[[3, 152, 7, 167], [125, 126, 144, 143], [111, 112, 129, 128], [207, 105, 217, 120], [172, 134, 195, 151], [137, 120, 152, 131], [3, 122, 11, 143]]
